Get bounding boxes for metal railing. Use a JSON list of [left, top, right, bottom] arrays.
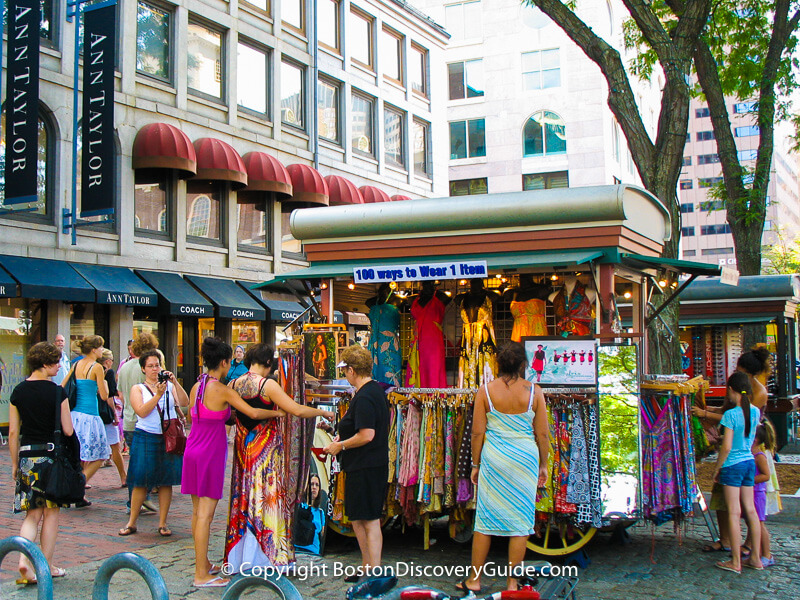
[[0, 536, 54, 600]]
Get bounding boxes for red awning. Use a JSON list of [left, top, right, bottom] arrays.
[[325, 175, 364, 206], [390, 194, 412, 202], [285, 164, 329, 210], [359, 185, 391, 203], [238, 152, 292, 203], [132, 123, 196, 178], [193, 138, 247, 189]]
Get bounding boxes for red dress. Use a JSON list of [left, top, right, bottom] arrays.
[[405, 295, 447, 387]]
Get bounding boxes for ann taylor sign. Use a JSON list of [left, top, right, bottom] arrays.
[[4, 0, 41, 205], [353, 260, 488, 284], [80, 5, 117, 217]]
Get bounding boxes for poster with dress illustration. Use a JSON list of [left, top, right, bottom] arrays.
[[304, 331, 337, 380], [522, 337, 597, 386]]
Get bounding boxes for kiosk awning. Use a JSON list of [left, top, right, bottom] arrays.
[[0, 264, 17, 297], [0, 256, 95, 302], [680, 315, 775, 326], [135, 270, 213, 317], [256, 249, 606, 286], [185, 275, 267, 320], [620, 254, 722, 277], [72, 264, 158, 307]]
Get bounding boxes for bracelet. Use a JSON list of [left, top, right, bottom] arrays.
[[340, 441, 346, 451], [471, 463, 480, 468]]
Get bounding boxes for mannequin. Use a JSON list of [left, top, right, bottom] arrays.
[[550, 275, 596, 337], [366, 283, 403, 385], [504, 274, 551, 340], [455, 279, 500, 387], [405, 281, 452, 387]]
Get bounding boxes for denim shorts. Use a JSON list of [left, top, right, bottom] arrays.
[[719, 459, 755, 487]]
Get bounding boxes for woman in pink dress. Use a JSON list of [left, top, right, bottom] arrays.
[[181, 337, 284, 588], [405, 281, 451, 387]]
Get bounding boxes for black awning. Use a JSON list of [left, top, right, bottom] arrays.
[[72, 264, 158, 307], [185, 275, 267, 320], [0, 264, 18, 297], [135, 270, 213, 317], [0, 255, 94, 302], [261, 299, 312, 323]]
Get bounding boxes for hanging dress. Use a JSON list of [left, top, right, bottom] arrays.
[[553, 283, 593, 337], [405, 295, 447, 388], [369, 303, 402, 386], [510, 298, 548, 341], [458, 296, 497, 388], [225, 373, 293, 571]]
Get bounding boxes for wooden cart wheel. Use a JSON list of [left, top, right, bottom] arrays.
[[526, 520, 596, 556]]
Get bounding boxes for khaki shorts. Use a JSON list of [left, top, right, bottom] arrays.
[[709, 482, 726, 511]]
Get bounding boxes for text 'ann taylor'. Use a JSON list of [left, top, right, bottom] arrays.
[[105, 293, 152, 306]]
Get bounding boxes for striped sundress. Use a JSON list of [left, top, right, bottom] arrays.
[[475, 382, 539, 536]]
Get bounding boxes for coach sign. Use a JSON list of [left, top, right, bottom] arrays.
[[4, 0, 41, 205], [80, 4, 117, 217]]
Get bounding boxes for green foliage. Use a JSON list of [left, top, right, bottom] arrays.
[[762, 227, 800, 274], [598, 346, 639, 477]]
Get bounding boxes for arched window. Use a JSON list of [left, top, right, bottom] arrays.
[[523, 111, 566, 156], [158, 209, 168, 232], [187, 195, 211, 237]]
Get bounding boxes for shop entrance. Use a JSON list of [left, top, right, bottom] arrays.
[[177, 319, 202, 386]]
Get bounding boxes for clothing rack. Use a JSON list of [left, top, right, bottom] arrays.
[[542, 386, 597, 394], [392, 387, 477, 394]]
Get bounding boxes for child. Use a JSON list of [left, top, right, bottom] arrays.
[[752, 425, 775, 567], [762, 419, 782, 517]]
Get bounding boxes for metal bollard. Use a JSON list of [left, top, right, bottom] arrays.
[[221, 575, 304, 600], [92, 552, 169, 600], [0, 535, 54, 600]]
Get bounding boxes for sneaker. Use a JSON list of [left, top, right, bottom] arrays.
[[142, 500, 158, 513]]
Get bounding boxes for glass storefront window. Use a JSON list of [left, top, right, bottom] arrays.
[[69, 304, 109, 359], [0, 298, 43, 426], [233, 321, 262, 349], [198, 318, 215, 372]]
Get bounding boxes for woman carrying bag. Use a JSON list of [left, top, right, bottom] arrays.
[[9, 342, 75, 585]]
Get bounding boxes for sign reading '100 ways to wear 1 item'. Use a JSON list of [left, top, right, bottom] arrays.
[[353, 260, 489, 283], [4, 0, 41, 205], [80, 5, 117, 217]]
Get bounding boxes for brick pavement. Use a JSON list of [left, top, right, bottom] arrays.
[[2, 441, 800, 599]]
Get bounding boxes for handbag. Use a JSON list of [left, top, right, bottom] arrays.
[[44, 386, 87, 504], [157, 389, 187, 456], [98, 394, 115, 425], [63, 368, 78, 410]]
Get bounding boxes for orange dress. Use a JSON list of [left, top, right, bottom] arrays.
[[510, 299, 548, 340]]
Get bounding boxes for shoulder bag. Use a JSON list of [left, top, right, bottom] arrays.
[[157, 387, 187, 456], [44, 386, 87, 504], [63, 367, 78, 410]]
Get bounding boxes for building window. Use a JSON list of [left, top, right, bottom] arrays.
[[318, 78, 340, 143], [685, 133, 691, 143], [701, 247, 734, 256], [680, 202, 694, 213], [318, 0, 340, 51], [448, 60, 484, 100], [410, 45, 428, 98], [683, 249, 696, 257], [695, 107, 710, 118], [186, 181, 221, 242], [350, 9, 374, 69], [444, 1, 482, 41], [136, 1, 171, 82], [281, 60, 305, 129], [738, 149, 758, 161], [187, 21, 223, 100], [283, 0, 304, 32], [522, 49, 560, 90], [0, 111, 52, 220], [523, 110, 566, 156], [450, 118, 486, 159], [382, 28, 403, 84], [450, 178, 488, 196], [682, 156, 692, 166], [698, 177, 723, 188], [384, 106, 404, 168], [735, 125, 760, 137], [612, 121, 620, 162], [701, 200, 725, 211], [680, 181, 693, 191], [237, 202, 269, 251], [696, 131, 714, 141], [701, 224, 731, 235], [237, 42, 269, 115], [697, 154, 720, 164], [681, 227, 695, 236], [242, 0, 269, 12], [134, 173, 170, 237], [413, 119, 430, 177], [734, 101, 756, 114], [352, 93, 374, 156], [523, 171, 568, 190]]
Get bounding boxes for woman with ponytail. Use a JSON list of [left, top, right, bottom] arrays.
[[712, 371, 763, 574], [736, 346, 772, 412]]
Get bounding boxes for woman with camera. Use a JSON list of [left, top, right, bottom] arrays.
[[119, 349, 189, 538]]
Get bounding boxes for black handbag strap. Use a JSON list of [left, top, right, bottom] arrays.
[[53, 384, 63, 447]]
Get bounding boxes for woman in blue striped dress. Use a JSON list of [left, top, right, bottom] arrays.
[[457, 342, 550, 594]]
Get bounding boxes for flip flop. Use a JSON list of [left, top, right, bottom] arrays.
[[51, 567, 66, 578], [714, 561, 741, 574], [193, 576, 229, 588], [118, 525, 138, 536], [15, 576, 37, 586], [743, 561, 764, 571], [702, 542, 730, 552], [455, 578, 489, 595], [208, 564, 222, 575], [158, 526, 172, 537]]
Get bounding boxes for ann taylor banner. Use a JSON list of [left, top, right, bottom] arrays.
[[80, 5, 117, 217], [353, 260, 488, 284], [4, 0, 41, 205]]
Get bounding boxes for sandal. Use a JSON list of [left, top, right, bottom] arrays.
[[208, 564, 222, 576], [702, 541, 730, 552], [740, 545, 751, 559], [118, 525, 138, 536], [455, 578, 489, 595], [51, 567, 66, 578], [158, 526, 172, 537], [714, 561, 741, 574], [193, 576, 229, 588], [16, 567, 37, 586]]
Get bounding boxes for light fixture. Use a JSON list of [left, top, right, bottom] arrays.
[[623, 290, 632, 299], [658, 279, 668, 288], [670, 281, 679, 289], [501, 277, 508, 283], [459, 279, 468, 285], [310, 289, 316, 297], [389, 281, 398, 290], [444, 290, 452, 297], [320, 282, 328, 290], [550, 273, 559, 281], [495, 274, 503, 279], [434, 280, 440, 285], [347, 282, 356, 290]]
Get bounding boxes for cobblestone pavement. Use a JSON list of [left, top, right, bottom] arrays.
[[2, 442, 799, 599]]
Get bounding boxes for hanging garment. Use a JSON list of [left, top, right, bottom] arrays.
[[566, 407, 590, 505], [405, 296, 448, 387], [458, 296, 498, 388], [510, 298, 548, 341], [535, 407, 558, 513], [577, 404, 603, 527], [641, 397, 681, 519], [554, 410, 577, 514], [369, 303, 402, 386], [553, 283, 593, 337], [456, 405, 475, 503]]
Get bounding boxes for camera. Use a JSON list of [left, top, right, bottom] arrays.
[[157, 370, 170, 384]]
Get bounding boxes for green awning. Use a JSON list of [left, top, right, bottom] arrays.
[[256, 249, 607, 286], [621, 254, 721, 277], [185, 275, 267, 320], [135, 270, 213, 317], [0, 256, 95, 302], [72, 264, 158, 307], [0, 264, 17, 297]]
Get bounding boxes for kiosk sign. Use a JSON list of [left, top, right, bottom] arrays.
[[353, 260, 488, 284]]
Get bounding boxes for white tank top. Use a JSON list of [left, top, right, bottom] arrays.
[[134, 382, 176, 434]]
